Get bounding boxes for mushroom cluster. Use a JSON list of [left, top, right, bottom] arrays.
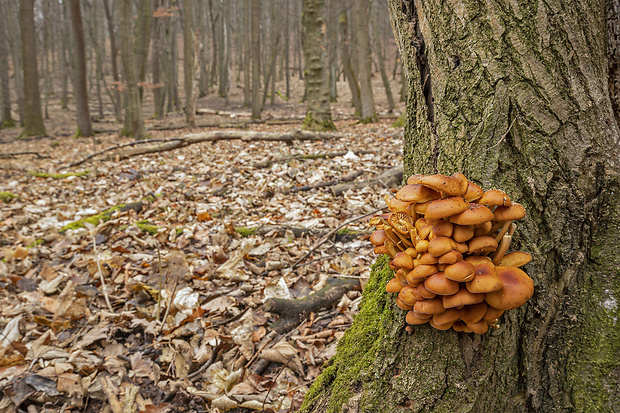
[[370, 173, 534, 334]]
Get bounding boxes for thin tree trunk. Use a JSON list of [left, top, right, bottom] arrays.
[[152, 0, 165, 119], [371, 4, 395, 112], [243, 0, 251, 106], [19, 0, 46, 137], [351, 0, 377, 123], [103, 0, 122, 122], [208, 0, 219, 91], [134, 0, 152, 98], [339, 10, 362, 116], [7, 1, 24, 123], [218, 0, 230, 100], [0, 1, 15, 128], [302, 0, 335, 131], [301, 0, 620, 411], [119, 0, 147, 139], [284, 0, 290, 99], [69, 0, 93, 137], [181, 0, 196, 126], [251, 0, 261, 119]]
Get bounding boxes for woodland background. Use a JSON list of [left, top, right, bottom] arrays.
[[0, 0, 408, 412]]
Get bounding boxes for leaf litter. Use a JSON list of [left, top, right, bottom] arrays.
[[0, 116, 403, 412]]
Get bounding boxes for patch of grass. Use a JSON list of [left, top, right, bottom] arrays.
[[0, 192, 19, 203], [29, 170, 90, 179]]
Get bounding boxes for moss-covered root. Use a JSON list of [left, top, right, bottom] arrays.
[[0, 192, 19, 203], [300, 255, 397, 413], [29, 170, 90, 179], [60, 202, 144, 232], [136, 220, 159, 236], [303, 113, 337, 132]]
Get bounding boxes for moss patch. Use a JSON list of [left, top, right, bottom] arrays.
[[60, 201, 144, 232], [29, 170, 90, 179], [303, 113, 337, 132], [392, 112, 406, 128], [136, 220, 159, 236], [300, 255, 396, 412], [0, 192, 19, 203], [235, 226, 257, 237]]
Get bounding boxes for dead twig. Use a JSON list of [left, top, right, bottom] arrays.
[[92, 234, 114, 313], [291, 207, 384, 269], [0, 151, 51, 159]]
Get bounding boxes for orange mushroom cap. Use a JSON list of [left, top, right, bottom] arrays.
[[444, 260, 476, 282], [450, 203, 495, 226], [414, 297, 446, 314], [493, 202, 526, 221], [485, 266, 534, 310], [442, 287, 485, 308], [466, 261, 503, 293], [396, 184, 441, 203], [459, 302, 488, 324], [424, 197, 470, 221], [478, 189, 512, 207], [424, 272, 460, 296], [407, 173, 468, 196]]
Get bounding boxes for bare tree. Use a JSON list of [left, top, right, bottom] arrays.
[[251, 0, 261, 119], [103, 0, 122, 122], [18, 0, 46, 137], [119, 0, 147, 139], [0, 1, 15, 128], [181, 0, 196, 126], [351, 0, 377, 123], [302, 0, 335, 131], [339, 8, 362, 116], [69, 0, 93, 137]]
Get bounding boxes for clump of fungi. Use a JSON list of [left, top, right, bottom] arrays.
[[370, 173, 534, 334]]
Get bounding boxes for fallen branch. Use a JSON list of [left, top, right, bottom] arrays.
[[330, 165, 403, 196], [253, 150, 375, 168], [263, 278, 360, 334], [60, 138, 174, 169], [289, 170, 364, 193], [0, 151, 50, 159]]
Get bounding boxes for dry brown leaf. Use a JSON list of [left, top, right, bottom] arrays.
[[260, 341, 304, 375]]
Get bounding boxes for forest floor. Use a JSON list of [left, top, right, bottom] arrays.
[[0, 77, 404, 412]]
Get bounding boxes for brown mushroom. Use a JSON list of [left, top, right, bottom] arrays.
[[444, 260, 475, 282], [424, 272, 460, 295], [463, 181, 484, 202], [424, 197, 470, 221], [442, 287, 485, 308], [499, 251, 532, 267], [386, 278, 403, 293], [408, 173, 468, 196], [491, 234, 512, 265], [466, 261, 503, 293], [414, 297, 445, 314], [474, 221, 494, 236], [398, 285, 418, 306], [478, 189, 512, 207], [485, 266, 534, 310], [392, 251, 415, 270], [370, 229, 388, 246], [468, 236, 499, 255], [415, 239, 430, 254], [459, 302, 488, 324], [385, 196, 413, 213], [450, 203, 495, 226], [493, 202, 526, 221], [416, 283, 437, 299], [429, 318, 454, 330], [396, 184, 441, 203], [431, 220, 454, 238], [428, 236, 456, 257], [466, 320, 489, 334], [406, 310, 430, 325], [395, 297, 413, 311], [389, 211, 416, 235], [438, 250, 463, 264], [433, 308, 460, 325], [452, 224, 475, 242], [483, 306, 505, 322], [374, 245, 389, 255], [452, 322, 473, 333], [419, 252, 440, 265]]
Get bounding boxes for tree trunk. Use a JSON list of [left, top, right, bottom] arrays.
[[134, 0, 152, 98], [119, 0, 147, 139], [371, 3, 395, 112], [300, 0, 620, 412], [339, 10, 362, 116], [19, 0, 46, 137], [218, 0, 230, 100], [302, 0, 335, 131], [251, 0, 261, 119], [243, 0, 251, 106], [103, 0, 122, 122], [351, 0, 376, 123], [0, 1, 15, 128], [69, 0, 93, 137], [181, 0, 196, 126]]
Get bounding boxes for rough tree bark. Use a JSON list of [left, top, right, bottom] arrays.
[[302, 0, 335, 131], [68, 0, 93, 137], [339, 8, 362, 117], [18, 0, 46, 137], [301, 0, 620, 412]]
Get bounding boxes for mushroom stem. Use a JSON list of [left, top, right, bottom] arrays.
[[492, 234, 512, 265], [508, 222, 517, 237], [494, 220, 513, 243]]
